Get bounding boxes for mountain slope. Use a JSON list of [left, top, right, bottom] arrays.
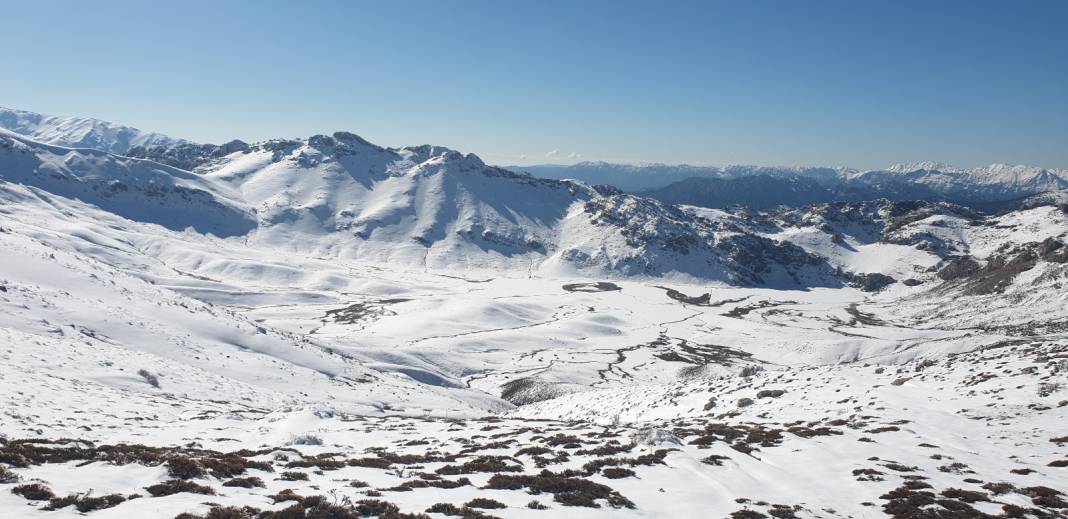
[[0, 129, 253, 236]]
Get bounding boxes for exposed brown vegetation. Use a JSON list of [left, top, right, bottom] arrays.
[[145, 479, 216, 497], [486, 471, 634, 509], [464, 497, 506, 509], [223, 476, 265, 488], [12, 483, 54, 501]]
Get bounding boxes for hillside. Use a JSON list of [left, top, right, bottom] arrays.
[[0, 108, 1066, 519]]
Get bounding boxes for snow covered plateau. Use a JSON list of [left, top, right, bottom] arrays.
[[0, 107, 1066, 519]]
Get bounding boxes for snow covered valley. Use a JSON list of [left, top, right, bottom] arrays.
[[1, 108, 1066, 518]]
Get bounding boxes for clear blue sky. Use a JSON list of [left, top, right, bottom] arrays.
[[2, 0, 1066, 169]]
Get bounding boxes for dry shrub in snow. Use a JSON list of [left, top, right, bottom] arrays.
[[137, 368, 160, 388], [12, 483, 54, 500]]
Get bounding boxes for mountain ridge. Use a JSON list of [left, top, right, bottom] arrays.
[[512, 160, 1068, 207], [2, 106, 1066, 290], [0, 106, 187, 154]]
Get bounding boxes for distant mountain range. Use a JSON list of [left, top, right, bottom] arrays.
[[511, 162, 844, 191], [0, 106, 185, 154], [510, 160, 1068, 209]]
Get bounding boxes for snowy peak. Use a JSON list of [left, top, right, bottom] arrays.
[[0, 106, 186, 154]]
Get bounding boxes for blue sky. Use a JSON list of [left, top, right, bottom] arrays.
[[2, 0, 1066, 169]]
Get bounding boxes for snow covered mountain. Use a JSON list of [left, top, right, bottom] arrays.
[[1, 108, 1067, 519], [516, 160, 1068, 208], [0, 106, 186, 154], [0, 125, 853, 286], [2, 107, 1066, 291], [873, 161, 1068, 200]]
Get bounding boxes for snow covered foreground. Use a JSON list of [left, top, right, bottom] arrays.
[[0, 113, 1067, 518]]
